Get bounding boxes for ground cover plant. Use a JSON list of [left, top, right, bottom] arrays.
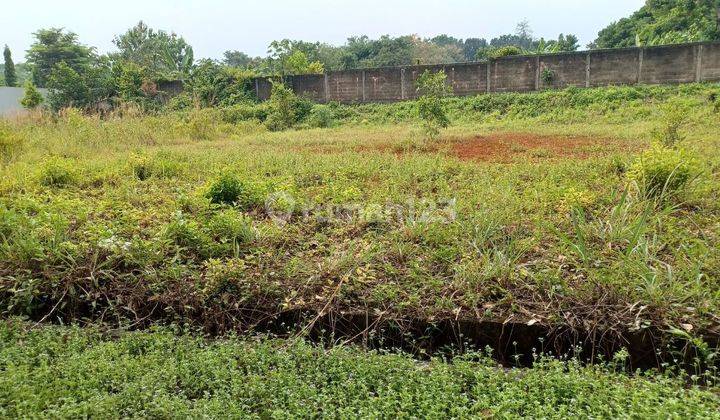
[[0, 84, 719, 366], [1, 320, 718, 418]]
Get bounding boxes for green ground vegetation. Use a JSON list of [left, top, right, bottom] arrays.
[[0, 84, 719, 341], [1, 320, 718, 419]]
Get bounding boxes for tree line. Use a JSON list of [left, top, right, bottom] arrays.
[[2, 0, 718, 112]]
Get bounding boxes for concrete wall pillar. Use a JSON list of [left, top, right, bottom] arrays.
[[637, 48, 644, 83], [696, 44, 704, 82], [361, 71, 366, 102], [486, 60, 492, 93], [534, 56, 541, 90], [585, 53, 591, 88], [400, 68, 406, 100], [324, 74, 329, 103]]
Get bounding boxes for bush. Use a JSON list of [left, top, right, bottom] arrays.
[[220, 103, 268, 123], [164, 212, 208, 254], [38, 157, 77, 187], [206, 210, 256, 257], [129, 152, 184, 180], [20, 81, 44, 109], [308, 105, 335, 128], [487, 46, 525, 59], [651, 100, 690, 147], [186, 109, 218, 140], [627, 144, 699, 200], [206, 173, 265, 210], [415, 70, 451, 139], [264, 82, 312, 131]]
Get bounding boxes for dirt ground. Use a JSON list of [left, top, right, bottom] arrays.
[[450, 133, 633, 163]]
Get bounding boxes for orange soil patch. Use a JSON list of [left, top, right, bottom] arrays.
[[452, 133, 632, 163]]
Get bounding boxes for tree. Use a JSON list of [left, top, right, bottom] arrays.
[[188, 59, 255, 107], [3, 45, 17, 87], [223, 50, 252, 68], [266, 39, 325, 75], [112, 21, 195, 79], [415, 70, 451, 139], [46, 59, 114, 111], [21, 80, 43, 109], [594, 0, 720, 48], [26, 28, 95, 87]]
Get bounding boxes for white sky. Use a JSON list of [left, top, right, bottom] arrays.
[[1, 0, 645, 62]]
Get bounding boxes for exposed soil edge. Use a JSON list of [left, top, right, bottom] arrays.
[[22, 305, 719, 372]]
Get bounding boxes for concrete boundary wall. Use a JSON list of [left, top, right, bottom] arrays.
[[254, 41, 720, 104]]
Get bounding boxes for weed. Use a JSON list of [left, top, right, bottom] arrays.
[[37, 157, 78, 187]]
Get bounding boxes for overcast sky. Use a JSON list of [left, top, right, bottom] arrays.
[[1, 0, 645, 62]]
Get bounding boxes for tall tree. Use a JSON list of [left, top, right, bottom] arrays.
[[3, 45, 17, 87], [594, 0, 720, 48], [112, 21, 194, 79], [223, 50, 252, 68], [26, 28, 94, 87]]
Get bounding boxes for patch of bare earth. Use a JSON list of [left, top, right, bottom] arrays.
[[451, 133, 634, 163]]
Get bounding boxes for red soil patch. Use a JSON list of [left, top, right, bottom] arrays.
[[452, 133, 630, 163]]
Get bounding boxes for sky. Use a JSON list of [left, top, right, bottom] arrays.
[[1, 0, 645, 62]]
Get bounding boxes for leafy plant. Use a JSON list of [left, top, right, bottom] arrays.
[[541, 68, 556, 86], [627, 143, 699, 200], [206, 173, 265, 210], [20, 80, 44, 109], [415, 70, 451, 139], [265, 82, 299, 131], [308, 104, 336, 128], [37, 157, 78, 187]]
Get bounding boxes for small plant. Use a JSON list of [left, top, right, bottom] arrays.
[[206, 173, 265, 210], [308, 104, 335, 128], [186, 108, 217, 140], [651, 100, 690, 147], [541, 68, 555, 86], [265, 82, 298, 131], [20, 81, 44, 109], [38, 157, 77, 187], [206, 209, 256, 257], [627, 143, 699, 200], [415, 70, 451, 140]]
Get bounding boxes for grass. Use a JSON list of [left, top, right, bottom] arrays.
[[0, 84, 719, 349], [0, 320, 718, 418]]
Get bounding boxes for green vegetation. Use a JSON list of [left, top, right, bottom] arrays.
[[415, 70, 451, 139], [1, 321, 718, 418], [20, 81, 44, 109], [0, 84, 718, 343], [595, 0, 720, 48], [3, 45, 17, 87]]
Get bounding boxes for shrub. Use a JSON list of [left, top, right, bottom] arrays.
[[265, 82, 302, 131], [186, 108, 218, 140], [627, 144, 699, 200], [415, 70, 451, 139], [38, 157, 77, 187], [220, 103, 269, 123], [168, 92, 194, 111], [308, 105, 335, 128], [20, 81, 44, 109], [541, 68, 556, 86], [129, 152, 183, 180], [487, 46, 525, 59], [206, 173, 265, 210], [163, 212, 208, 254], [651, 100, 690, 147], [206, 210, 256, 257]]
